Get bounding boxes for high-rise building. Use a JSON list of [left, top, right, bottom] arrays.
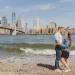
[[48, 22, 58, 28], [0, 20, 1, 24], [33, 18, 41, 31], [2, 16, 7, 25], [12, 12, 16, 23], [25, 23, 28, 33], [17, 16, 25, 32]]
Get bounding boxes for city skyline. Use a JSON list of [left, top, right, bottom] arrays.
[[0, 14, 75, 35], [0, 0, 75, 28]]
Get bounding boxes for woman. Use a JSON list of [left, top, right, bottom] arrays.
[[60, 32, 72, 72]]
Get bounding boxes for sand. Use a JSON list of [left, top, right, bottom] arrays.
[[0, 62, 74, 75]]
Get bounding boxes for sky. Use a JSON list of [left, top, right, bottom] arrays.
[[0, 0, 75, 28]]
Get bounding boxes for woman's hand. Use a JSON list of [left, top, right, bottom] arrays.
[[62, 49, 66, 51]]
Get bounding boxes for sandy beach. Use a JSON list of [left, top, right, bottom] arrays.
[[0, 62, 74, 75], [0, 48, 74, 75], [0, 43, 75, 75]]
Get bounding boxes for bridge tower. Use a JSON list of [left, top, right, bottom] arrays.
[[12, 23, 16, 35]]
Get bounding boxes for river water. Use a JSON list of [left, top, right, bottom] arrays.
[[0, 35, 75, 46], [0, 35, 75, 64]]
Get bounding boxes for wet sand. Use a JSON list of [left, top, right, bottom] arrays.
[[0, 62, 75, 75]]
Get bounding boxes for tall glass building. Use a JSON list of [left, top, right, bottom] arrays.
[[12, 12, 16, 23]]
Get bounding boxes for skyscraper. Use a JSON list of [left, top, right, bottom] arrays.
[[33, 18, 40, 31], [0, 20, 1, 24], [25, 23, 28, 33], [2, 16, 7, 25], [17, 16, 25, 31], [12, 12, 16, 23], [48, 22, 58, 28]]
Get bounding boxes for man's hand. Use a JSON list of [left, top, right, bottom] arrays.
[[55, 40, 60, 44]]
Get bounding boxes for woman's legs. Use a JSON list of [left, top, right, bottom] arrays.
[[60, 57, 69, 69], [65, 58, 70, 68]]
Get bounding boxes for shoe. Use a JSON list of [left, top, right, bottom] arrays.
[[63, 68, 71, 72], [55, 69, 62, 73], [62, 68, 66, 72]]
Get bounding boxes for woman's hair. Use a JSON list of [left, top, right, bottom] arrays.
[[67, 32, 72, 49]]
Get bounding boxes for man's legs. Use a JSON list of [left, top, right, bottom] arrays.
[[55, 50, 62, 69]]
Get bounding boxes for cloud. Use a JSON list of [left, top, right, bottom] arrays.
[[20, 3, 56, 12], [0, 3, 56, 16], [60, 0, 73, 3], [4, 6, 10, 9], [0, 3, 56, 13]]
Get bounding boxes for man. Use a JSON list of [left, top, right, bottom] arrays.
[[54, 27, 64, 72]]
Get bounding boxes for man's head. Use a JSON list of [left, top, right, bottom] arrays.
[[58, 27, 64, 33]]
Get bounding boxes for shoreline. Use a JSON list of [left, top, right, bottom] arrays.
[[0, 43, 75, 51]]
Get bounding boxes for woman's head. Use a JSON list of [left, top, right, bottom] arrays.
[[65, 32, 71, 39], [65, 32, 72, 48]]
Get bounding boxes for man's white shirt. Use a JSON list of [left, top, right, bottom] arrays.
[[55, 32, 62, 44]]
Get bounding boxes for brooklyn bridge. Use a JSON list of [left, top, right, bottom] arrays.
[[0, 24, 25, 35]]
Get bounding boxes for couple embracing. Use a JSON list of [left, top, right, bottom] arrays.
[[54, 27, 72, 72]]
